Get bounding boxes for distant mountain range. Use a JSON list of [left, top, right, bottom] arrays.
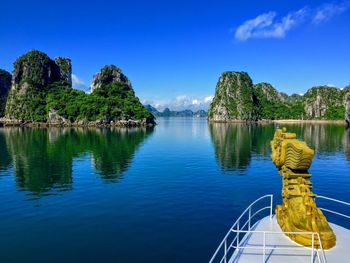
[[144, 105, 207, 117]]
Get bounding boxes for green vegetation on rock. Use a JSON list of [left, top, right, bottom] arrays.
[[209, 72, 255, 121], [5, 50, 72, 122], [46, 80, 153, 123], [253, 83, 305, 120], [344, 86, 350, 125], [209, 71, 349, 122], [303, 86, 344, 120], [3, 50, 155, 126], [0, 69, 12, 117], [253, 83, 288, 119]]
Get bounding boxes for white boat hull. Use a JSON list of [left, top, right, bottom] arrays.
[[230, 215, 350, 263]]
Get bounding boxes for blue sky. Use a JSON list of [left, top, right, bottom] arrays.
[[1, 0, 350, 110]]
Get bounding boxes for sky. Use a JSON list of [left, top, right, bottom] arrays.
[[1, 0, 350, 110]]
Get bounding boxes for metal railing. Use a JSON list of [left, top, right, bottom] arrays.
[[209, 195, 273, 263], [209, 195, 327, 263], [316, 195, 350, 220], [229, 229, 325, 263]]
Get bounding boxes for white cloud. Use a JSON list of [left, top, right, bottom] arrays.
[[326, 83, 336, 87], [235, 1, 349, 41], [204, 96, 214, 103], [142, 95, 214, 111], [72, 74, 88, 91], [235, 12, 276, 41], [313, 2, 348, 24], [235, 8, 307, 41], [192, 99, 200, 105]]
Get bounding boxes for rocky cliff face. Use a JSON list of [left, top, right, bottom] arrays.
[[253, 83, 284, 103], [90, 65, 131, 93], [208, 72, 255, 121], [344, 86, 350, 126], [209, 71, 349, 122], [208, 73, 292, 122], [54, 57, 72, 85], [303, 86, 344, 119], [11, 50, 71, 89], [5, 50, 72, 121], [252, 82, 289, 120], [0, 69, 12, 117]]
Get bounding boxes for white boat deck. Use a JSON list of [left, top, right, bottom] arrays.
[[230, 215, 350, 263]]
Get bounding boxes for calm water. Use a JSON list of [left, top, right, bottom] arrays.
[[0, 118, 350, 263]]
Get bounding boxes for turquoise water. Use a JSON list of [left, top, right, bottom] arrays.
[[0, 118, 349, 262]]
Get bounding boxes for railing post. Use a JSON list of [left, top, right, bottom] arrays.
[[263, 232, 266, 263], [248, 207, 251, 231], [311, 233, 314, 263], [316, 233, 326, 263], [237, 221, 240, 249], [224, 240, 227, 263], [270, 195, 273, 219]]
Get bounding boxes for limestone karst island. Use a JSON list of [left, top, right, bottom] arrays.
[[0, 50, 155, 127], [208, 71, 350, 124], [1, 0, 350, 263]]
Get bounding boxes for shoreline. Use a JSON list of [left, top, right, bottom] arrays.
[[0, 118, 347, 128], [0, 119, 156, 128], [270, 119, 346, 124], [208, 119, 347, 125]]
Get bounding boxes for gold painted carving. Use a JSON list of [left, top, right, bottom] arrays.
[[271, 128, 336, 249]]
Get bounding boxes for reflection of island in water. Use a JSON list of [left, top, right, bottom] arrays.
[[209, 123, 350, 172], [209, 123, 252, 171], [0, 130, 12, 172], [0, 127, 153, 198], [344, 128, 350, 163]]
